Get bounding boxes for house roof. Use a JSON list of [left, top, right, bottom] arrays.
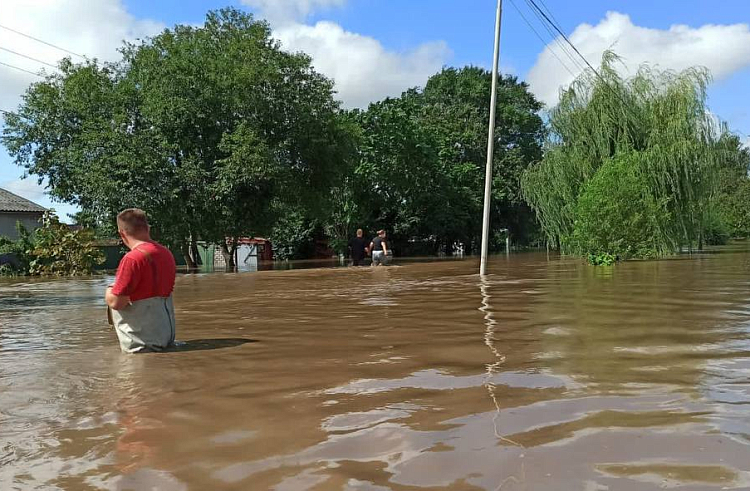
[[0, 187, 47, 213]]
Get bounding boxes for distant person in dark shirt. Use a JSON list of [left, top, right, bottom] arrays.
[[369, 229, 388, 266], [348, 228, 369, 266]]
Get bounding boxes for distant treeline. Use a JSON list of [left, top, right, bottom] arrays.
[[2, 9, 747, 269]]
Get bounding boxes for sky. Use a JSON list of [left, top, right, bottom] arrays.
[[1, 0, 749, 222]]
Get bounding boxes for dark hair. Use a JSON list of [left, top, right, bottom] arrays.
[[117, 208, 149, 234]]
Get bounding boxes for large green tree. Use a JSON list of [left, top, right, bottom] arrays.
[[522, 52, 730, 260], [2, 8, 353, 269], [344, 67, 544, 255]]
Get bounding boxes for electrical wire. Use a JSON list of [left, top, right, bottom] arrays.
[[0, 46, 57, 68], [0, 23, 85, 60], [507, 0, 578, 79], [522, 0, 585, 73], [524, 0, 642, 119], [525, 0, 602, 78], [0, 60, 44, 77]]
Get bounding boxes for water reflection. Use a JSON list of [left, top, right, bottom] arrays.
[[480, 275, 523, 450], [2, 248, 750, 489]]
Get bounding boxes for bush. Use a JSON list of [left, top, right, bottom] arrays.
[[0, 222, 35, 275], [28, 212, 104, 276], [567, 154, 671, 260], [702, 206, 730, 246], [716, 178, 750, 239], [270, 211, 317, 260], [587, 252, 617, 266]]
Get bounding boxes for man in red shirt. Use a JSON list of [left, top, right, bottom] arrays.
[[105, 208, 177, 353]]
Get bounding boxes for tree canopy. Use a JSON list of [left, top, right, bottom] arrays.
[[522, 52, 743, 261], [5, 11, 747, 268], [2, 8, 353, 267], [344, 67, 545, 255]]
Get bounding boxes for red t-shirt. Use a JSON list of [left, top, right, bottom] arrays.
[[111, 242, 176, 302]]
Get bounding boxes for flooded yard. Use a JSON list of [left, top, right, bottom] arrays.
[[2, 248, 750, 490]]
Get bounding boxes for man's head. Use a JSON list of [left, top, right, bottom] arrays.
[[116, 208, 151, 248], [356, 228, 363, 238], [377, 229, 386, 238]]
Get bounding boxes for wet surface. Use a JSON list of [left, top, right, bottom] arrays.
[[2, 247, 750, 490]]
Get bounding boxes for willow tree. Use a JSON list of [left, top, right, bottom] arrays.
[[522, 52, 725, 259]]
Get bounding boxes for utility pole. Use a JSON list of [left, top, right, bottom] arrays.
[[480, 0, 503, 276]]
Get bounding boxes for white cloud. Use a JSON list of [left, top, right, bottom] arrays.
[[275, 21, 450, 108], [0, 0, 163, 223], [527, 12, 750, 107], [1, 178, 80, 222], [242, 0, 450, 108], [242, 0, 346, 25], [0, 0, 163, 112], [1, 177, 46, 202]]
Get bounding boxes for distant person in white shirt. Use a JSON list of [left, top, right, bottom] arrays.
[[369, 230, 388, 266]]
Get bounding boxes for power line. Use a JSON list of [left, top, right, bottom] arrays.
[[0, 46, 57, 69], [0, 60, 45, 78], [525, 0, 651, 131], [507, 0, 578, 79], [0, 23, 85, 60], [522, 0, 585, 74], [526, 0, 601, 78], [535, 0, 566, 37]]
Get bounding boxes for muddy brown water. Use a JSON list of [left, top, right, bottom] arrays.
[[2, 248, 750, 490]]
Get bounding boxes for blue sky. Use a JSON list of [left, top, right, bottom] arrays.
[[2, 0, 749, 221]]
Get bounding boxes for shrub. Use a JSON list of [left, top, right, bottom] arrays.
[[567, 154, 671, 260], [28, 212, 104, 276]]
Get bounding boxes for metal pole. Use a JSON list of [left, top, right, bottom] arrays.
[[480, 0, 503, 276]]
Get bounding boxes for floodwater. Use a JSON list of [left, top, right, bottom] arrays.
[[2, 247, 750, 491]]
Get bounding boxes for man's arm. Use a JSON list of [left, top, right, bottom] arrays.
[[106, 287, 131, 310], [382, 240, 388, 255], [107, 256, 137, 310]]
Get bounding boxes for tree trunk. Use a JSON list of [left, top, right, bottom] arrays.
[[230, 241, 237, 271], [220, 239, 237, 272], [190, 237, 201, 266], [220, 243, 234, 272], [181, 241, 197, 269]]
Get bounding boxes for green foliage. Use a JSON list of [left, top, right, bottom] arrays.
[[0, 222, 35, 275], [1, 8, 352, 255], [0, 214, 102, 276], [587, 252, 617, 266], [270, 210, 317, 260], [523, 51, 727, 259], [347, 67, 544, 255], [28, 212, 104, 275], [701, 207, 730, 246], [2, 13, 544, 261], [712, 134, 750, 239], [717, 179, 750, 238], [567, 154, 670, 259]]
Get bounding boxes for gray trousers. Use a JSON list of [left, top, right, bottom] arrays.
[[112, 296, 176, 353]]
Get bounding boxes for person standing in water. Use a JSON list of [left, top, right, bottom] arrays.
[[369, 229, 389, 266], [348, 228, 369, 266], [105, 209, 177, 353]]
